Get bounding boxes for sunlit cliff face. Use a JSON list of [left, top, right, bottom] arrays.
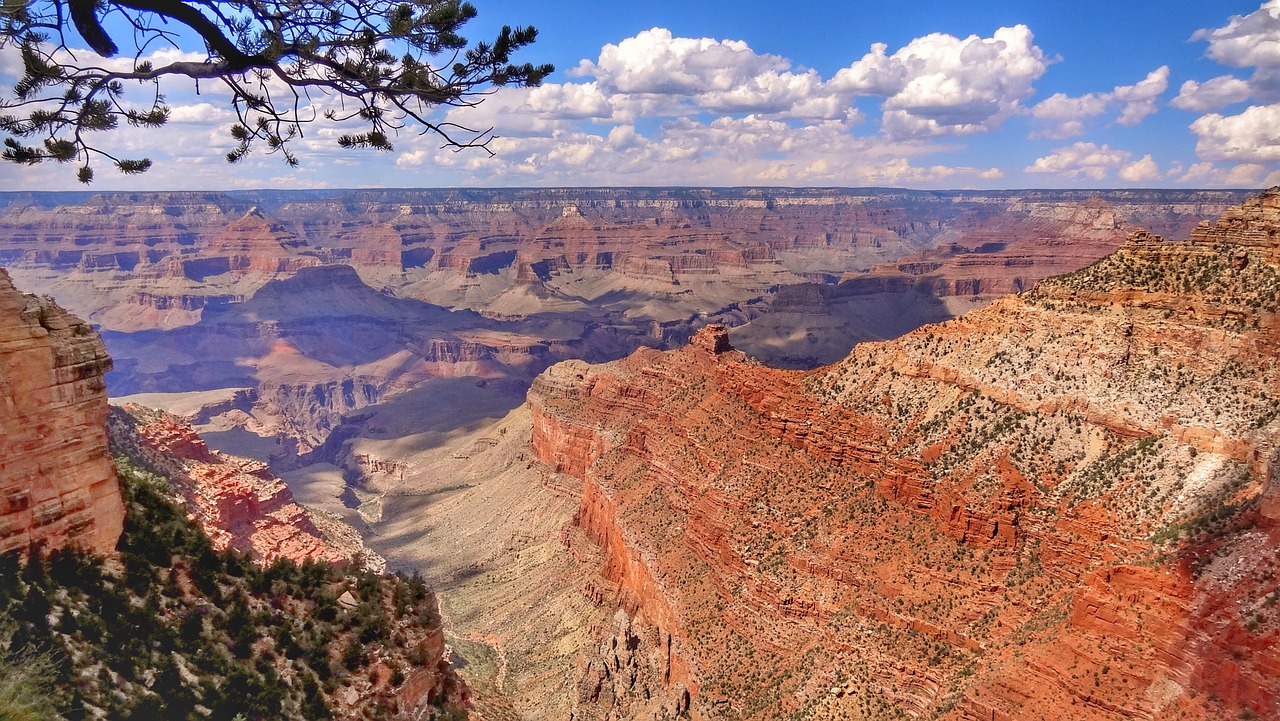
[[510, 190, 1279, 720], [0, 268, 123, 556]]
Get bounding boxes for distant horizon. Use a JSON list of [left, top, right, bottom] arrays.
[[4, 2, 1280, 191], [0, 185, 1268, 196]]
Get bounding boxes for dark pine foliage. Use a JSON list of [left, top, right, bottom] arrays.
[[0, 456, 457, 721]]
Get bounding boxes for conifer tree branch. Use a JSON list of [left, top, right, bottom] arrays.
[[0, 0, 553, 182]]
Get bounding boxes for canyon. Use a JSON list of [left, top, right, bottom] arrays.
[[2, 186, 1276, 719], [361, 190, 1279, 720], [0, 250, 467, 720], [0, 187, 1250, 460]]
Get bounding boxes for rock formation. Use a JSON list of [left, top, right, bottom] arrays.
[[0, 188, 1244, 334], [108, 404, 383, 570], [516, 189, 1280, 719], [2, 187, 1270, 718], [0, 268, 123, 555], [0, 188, 1248, 468]]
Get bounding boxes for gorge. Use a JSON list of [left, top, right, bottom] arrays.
[[0, 186, 1276, 720], [369, 189, 1278, 720]]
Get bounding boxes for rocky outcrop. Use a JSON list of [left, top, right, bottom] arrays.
[[524, 190, 1280, 719], [0, 268, 123, 555], [108, 404, 383, 570], [248, 378, 387, 453]]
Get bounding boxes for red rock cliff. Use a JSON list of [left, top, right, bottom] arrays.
[[526, 190, 1280, 720], [108, 404, 382, 570], [0, 268, 123, 555]]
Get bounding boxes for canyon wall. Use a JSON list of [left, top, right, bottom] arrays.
[[0, 188, 1247, 333], [2, 186, 1271, 717], [0, 268, 123, 555], [108, 404, 383, 569], [520, 190, 1280, 719], [0, 188, 1248, 462]]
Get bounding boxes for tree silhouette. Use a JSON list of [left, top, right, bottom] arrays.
[[0, 0, 553, 182]]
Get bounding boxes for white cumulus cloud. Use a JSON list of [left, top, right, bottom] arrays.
[[524, 82, 614, 119], [1177, 3, 1280, 179], [1191, 0, 1280, 69], [1028, 92, 1110, 139], [1171, 75, 1253, 112], [573, 28, 787, 95], [1190, 103, 1280, 162], [1025, 142, 1132, 181], [1119, 155, 1161, 182], [568, 28, 849, 120], [833, 25, 1049, 138], [440, 83, 608, 137], [1180, 2, 1280, 109], [1112, 67, 1170, 125], [12, 19, 1210, 189], [1028, 67, 1168, 138], [391, 111, 1000, 188]]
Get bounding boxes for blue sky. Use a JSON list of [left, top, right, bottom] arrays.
[[3, 0, 1278, 189]]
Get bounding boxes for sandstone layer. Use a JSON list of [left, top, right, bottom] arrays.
[[0, 268, 123, 555], [0, 189, 1243, 294], [108, 403, 384, 570], [1, 187, 1245, 349], [492, 190, 1280, 719]]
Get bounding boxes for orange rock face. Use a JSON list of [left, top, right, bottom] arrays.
[[0, 268, 123, 555], [526, 190, 1280, 719], [855, 197, 1135, 300], [108, 404, 375, 568]]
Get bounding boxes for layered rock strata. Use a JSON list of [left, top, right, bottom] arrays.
[[1, 188, 1248, 465], [0, 188, 1246, 333], [109, 404, 383, 569], [0, 268, 123, 555], [522, 190, 1280, 719], [362, 403, 693, 721]]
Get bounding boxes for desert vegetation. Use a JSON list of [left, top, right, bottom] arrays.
[[0, 456, 464, 720]]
